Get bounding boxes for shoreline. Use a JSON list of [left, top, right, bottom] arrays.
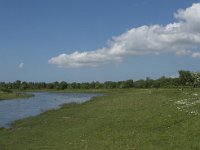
[[0, 92, 34, 101], [0, 91, 103, 129]]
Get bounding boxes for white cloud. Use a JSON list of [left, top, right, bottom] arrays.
[[49, 50, 122, 68], [49, 3, 200, 68], [18, 62, 24, 68], [192, 52, 200, 58]]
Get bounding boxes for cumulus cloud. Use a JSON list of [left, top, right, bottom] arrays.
[[49, 3, 200, 68], [192, 52, 200, 58], [18, 62, 24, 68]]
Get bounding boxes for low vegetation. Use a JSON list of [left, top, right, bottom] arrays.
[[0, 89, 33, 100], [1, 88, 200, 149]]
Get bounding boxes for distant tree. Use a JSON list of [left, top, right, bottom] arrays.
[[59, 81, 68, 90], [69, 82, 78, 89], [94, 81, 102, 89], [117, 81, 126, 88], [27, 82, 35, 89], [104, 81, 117, 89], [52, 81, 59, 89], [124, 80, 134, 88], [21, 81, 28, 90], [0, 82, 7, 90], [171, 77, 180, 87], [47, 83, 54, 89], [134, 80, 146, 88], [178, 70, 194, 86], [191, 72, 200, 88], [89, 82, 96, 89], [80, 82, 90, 89], [152, 80, 161, 88], [145, 77, 154, 88], [13, 80, 21, 89]]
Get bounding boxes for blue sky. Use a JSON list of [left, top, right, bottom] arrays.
[[1, 0, 200, 82]]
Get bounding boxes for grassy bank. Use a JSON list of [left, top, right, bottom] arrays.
[[0, 88, 200, 149], [0, 92, 33, 100]]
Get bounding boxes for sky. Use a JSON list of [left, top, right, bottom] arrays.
[[1, 0, 200, 82]]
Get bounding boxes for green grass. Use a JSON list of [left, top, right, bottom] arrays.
[[1, 88, 200, 149], [0, 92, 33, 100]]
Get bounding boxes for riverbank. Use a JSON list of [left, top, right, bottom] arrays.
[[0, 88, 200, 149], [0, 92, 98, 128], [24, 88, 112, 94], [0, 92, 33, 100]]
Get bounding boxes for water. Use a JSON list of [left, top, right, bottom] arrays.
[[0, 92, 100, 128]]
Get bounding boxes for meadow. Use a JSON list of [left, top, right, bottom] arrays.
[[0, 88, 200, 149]]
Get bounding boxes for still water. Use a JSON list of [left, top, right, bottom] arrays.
[[0, 92, 99, 128]]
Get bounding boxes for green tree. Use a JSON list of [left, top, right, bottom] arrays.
[[178, 70, 194, 86], [192, 72, 200, 87], [104, 81, 117, 89], [21, 81, 28, 90], [59, 81, 68, 90]]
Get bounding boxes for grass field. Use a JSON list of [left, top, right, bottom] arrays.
[[1, 88, 200, 149]]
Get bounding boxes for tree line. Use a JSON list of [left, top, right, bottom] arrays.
[[1, 70, 200, 91]]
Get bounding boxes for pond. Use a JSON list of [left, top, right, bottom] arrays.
[[0, 92, 100, 128]]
